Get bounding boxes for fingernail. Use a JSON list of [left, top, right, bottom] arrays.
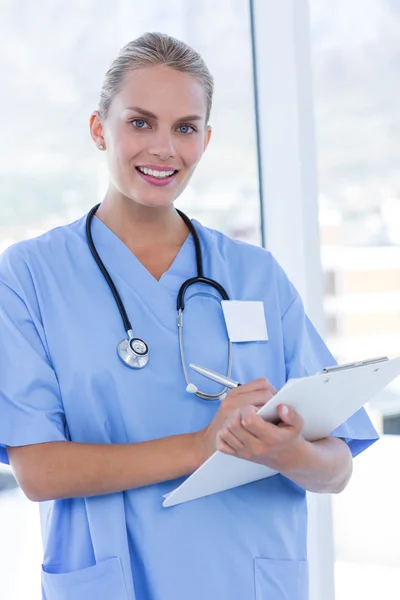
[[281, 405, 289, 416]]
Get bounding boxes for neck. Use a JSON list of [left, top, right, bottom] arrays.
[[95, 193, 189, 251]]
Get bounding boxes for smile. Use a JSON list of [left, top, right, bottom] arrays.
[[137, 166, 177, 179], [135, 166, 179, 187]]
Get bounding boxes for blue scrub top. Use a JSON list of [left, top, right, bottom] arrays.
[[0, 213, 378, 600]]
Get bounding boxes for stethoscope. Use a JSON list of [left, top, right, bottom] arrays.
[[86, 203, 233, 400]]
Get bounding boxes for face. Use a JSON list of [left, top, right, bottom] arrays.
[[90, 65, 212, 209]]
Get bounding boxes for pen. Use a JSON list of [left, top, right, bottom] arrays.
[[189, 363, 241, 389]]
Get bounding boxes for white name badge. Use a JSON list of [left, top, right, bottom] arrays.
[[221, 300, 268, 343]]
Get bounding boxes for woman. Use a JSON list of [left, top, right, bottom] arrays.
[[0, 32, 377, 600]]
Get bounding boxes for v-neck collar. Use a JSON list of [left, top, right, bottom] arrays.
[[95, 215, 194, 281], [81, 213, 211, 327]]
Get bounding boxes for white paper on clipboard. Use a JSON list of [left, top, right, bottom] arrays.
[[163, 356, 400, 507]]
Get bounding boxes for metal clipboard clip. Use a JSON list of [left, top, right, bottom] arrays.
[[322, 356, 388, 374]]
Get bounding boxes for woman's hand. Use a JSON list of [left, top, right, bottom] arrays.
[[216, 400, 306, 472], [195, 378, 276, 462], [194, 378, 353, 493]]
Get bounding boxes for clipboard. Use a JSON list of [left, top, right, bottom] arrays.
[[163, 356, 400, 507]]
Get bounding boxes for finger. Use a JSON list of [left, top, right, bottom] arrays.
[[236, 378, 276, 394], [237, 405, 264, 434], [277, 405, 304, 431], [240, 404, 259, 420], [244, 392, 273, 408], [226, 410, 259, 445], [217, 413, 245, 450], [223, 407, 242, 427], [216, 438, 237, 456], [218, 428, 245, 452], [240, 405, 278, 438], [224, 389, 273, 411]]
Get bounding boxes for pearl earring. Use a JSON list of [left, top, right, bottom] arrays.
[[98, 144, 105, 150]]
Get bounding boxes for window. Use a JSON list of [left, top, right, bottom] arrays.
[[310, 2, 400, 598], [0, 2, 260, 597]]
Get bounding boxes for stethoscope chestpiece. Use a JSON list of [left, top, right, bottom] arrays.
[[118, 332, 149, 369]]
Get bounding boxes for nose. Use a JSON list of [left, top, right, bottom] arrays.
[[148, 129, 176, 161]]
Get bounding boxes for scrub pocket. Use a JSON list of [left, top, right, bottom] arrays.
[[41, 556, 128, 600], [254, 558, 308, 600]]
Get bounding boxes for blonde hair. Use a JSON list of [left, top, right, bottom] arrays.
[[99, 32, 214, 124]]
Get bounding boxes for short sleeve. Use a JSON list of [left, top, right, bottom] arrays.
[[0, 250, 67, 465], [282, 293, 379, 458]]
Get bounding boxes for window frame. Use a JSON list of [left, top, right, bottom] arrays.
[[250, 1, 335, 599]]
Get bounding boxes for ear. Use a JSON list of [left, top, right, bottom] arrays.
[[90, 110, 105, 148], [203, 125, 212, 152]]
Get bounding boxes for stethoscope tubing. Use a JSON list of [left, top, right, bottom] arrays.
[[86, 204, 233, 399]]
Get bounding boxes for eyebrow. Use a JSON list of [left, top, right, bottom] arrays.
[[126, 106, 203, 121]]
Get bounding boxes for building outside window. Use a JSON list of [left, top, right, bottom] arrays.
[[310, 1, 400, 597]]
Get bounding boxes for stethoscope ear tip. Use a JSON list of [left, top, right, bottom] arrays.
[[186, 383, 198, 394]]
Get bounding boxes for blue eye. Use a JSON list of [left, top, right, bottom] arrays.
[[131, 119, 149, 129], [178, 124, 195, 134]]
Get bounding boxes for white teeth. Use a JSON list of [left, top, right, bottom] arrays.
[[138, 167, 175, 178]]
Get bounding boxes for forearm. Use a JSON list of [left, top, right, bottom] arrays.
[[280, 436, 353, 494], [9, 434, 202, 502]]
